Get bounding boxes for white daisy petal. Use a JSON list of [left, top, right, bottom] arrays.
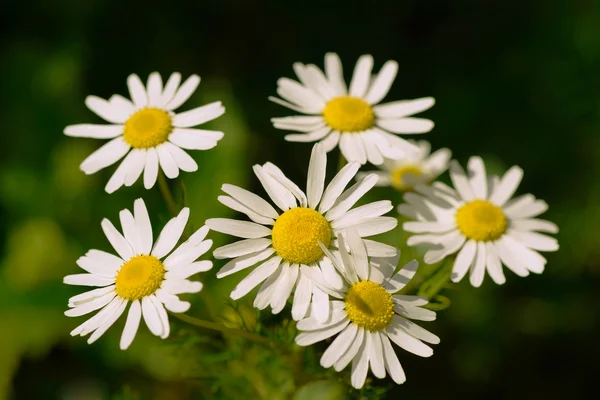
[[262, 162, 308, 207], [494, 237, 529, 277], [80, 137, 130, 175], [366, 60, 398, 104], [126, 74, 148, 108], [133, 198, 153, 254], [511, 219, 558, 234], [312, 285, 332, 323], [156, 144, 180, 179], [349, 54, 373, 98], [230, 256, 282, 300], [64, 124, 123, 139], [292, 272, 313, 320], [325, 173, 378, 221], [377, 118, 434, 134], [216, 248, 276, 278], [307, 143, 327, 209], [449, 160, 475, 201], [151, 207, 190, 258], [296, 318, 350, 346], [321, 323, 358, 368], [85, 95, 129, 124], [284, 126, 332, 142], [160, 72, 182, 107], [172, 101, 225, 128], [485, 241, 506, 284], [508, 230, 558, 252], [350, 339, 369, 389], [149, 295, 170, 339], [254, 266, 284, 310], [271, 264, 299, 314], [65, 292, 116, 317], [373, 97, 435, 119], [217, 196, 275, 225], [165, 74, 200, 111], [490, 166, 524, 206], [146, 72, 163, 107], [119, 209, 141, 254], [169, 128, 223, 150], [143, 147, 159, 189], [119, 300, 141, 350], [393, 315, 440, 344], [451, 239, 477, 283], [141, 296, 163, 337], [381, 333, 406, 384], [123, 149, 146, 187], [87, 298, 127, 344], [467, 156, 488, 199], [221, 184, 279, 219], [469, 241, 487, 287], [367, 330, 386, 378], [101, 218, 134, 260], [164, 142, 198, 172], [382, 260, 418, 293], [319, 162, 361, 213], [334, 327, 365, 372], [319, 130, 341, 152], [213, 238, 272, 259], [324, 52, 347, 96], [386, 323, 433, 357], [206, 218, 272, 239], [253, 165, 296, 211]]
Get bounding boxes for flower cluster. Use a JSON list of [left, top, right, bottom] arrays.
[[62, 56, 558, 390]]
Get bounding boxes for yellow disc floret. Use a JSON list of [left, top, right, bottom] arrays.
[[271, 207, 332, 265], [123, 108, 172, 149], [323, 96, 375, 132], [115, 255, 165, 300], [456, 200, 507, 241], [345, 280, 394, 331], [391, 165, 423, 191]]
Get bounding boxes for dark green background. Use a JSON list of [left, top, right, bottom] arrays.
[[1, 0, 599, 399]]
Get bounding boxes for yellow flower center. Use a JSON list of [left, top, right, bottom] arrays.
[[391, 165, 423, 191], [123, 108, 172, 149], [456, 200, 507, 241], [323, 96, 375, 132], [345, 281, 394, 331], [115, 255, 165, 300], [271, 207, 332, 265]]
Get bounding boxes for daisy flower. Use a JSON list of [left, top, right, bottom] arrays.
[[296, 229, 439, 389], [357, 140, 451, 191], [206, 143, 398, 322], [400, 156, 559, 287], [64, 72, 225, 193], [64, 198, 213, 349], [270, 53, 435, 165]]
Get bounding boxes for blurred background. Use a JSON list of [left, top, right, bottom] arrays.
[[1, 0, 599, 398]]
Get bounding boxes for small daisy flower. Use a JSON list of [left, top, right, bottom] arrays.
[[296, 229, 439, 389], [270, 53, 435, 165], [64, 199, 213, 349], [400, 156, 559, 287], [65, 72, 225, 193], [357, 140, 451, 191], [206, 144, 398, 322]]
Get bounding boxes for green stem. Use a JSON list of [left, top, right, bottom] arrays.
[[171, 313, 272, 346], [157, 171, 180, 217]]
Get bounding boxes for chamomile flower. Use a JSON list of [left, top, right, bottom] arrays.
[[400, 156, 559, 287], [270, 53, 435, 165], [296, 230, 439, 389], [64, 199, 213, 349], [357, 140, 451, 191], [206, 144, 398, 322], [64, 72, 225, 193]]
